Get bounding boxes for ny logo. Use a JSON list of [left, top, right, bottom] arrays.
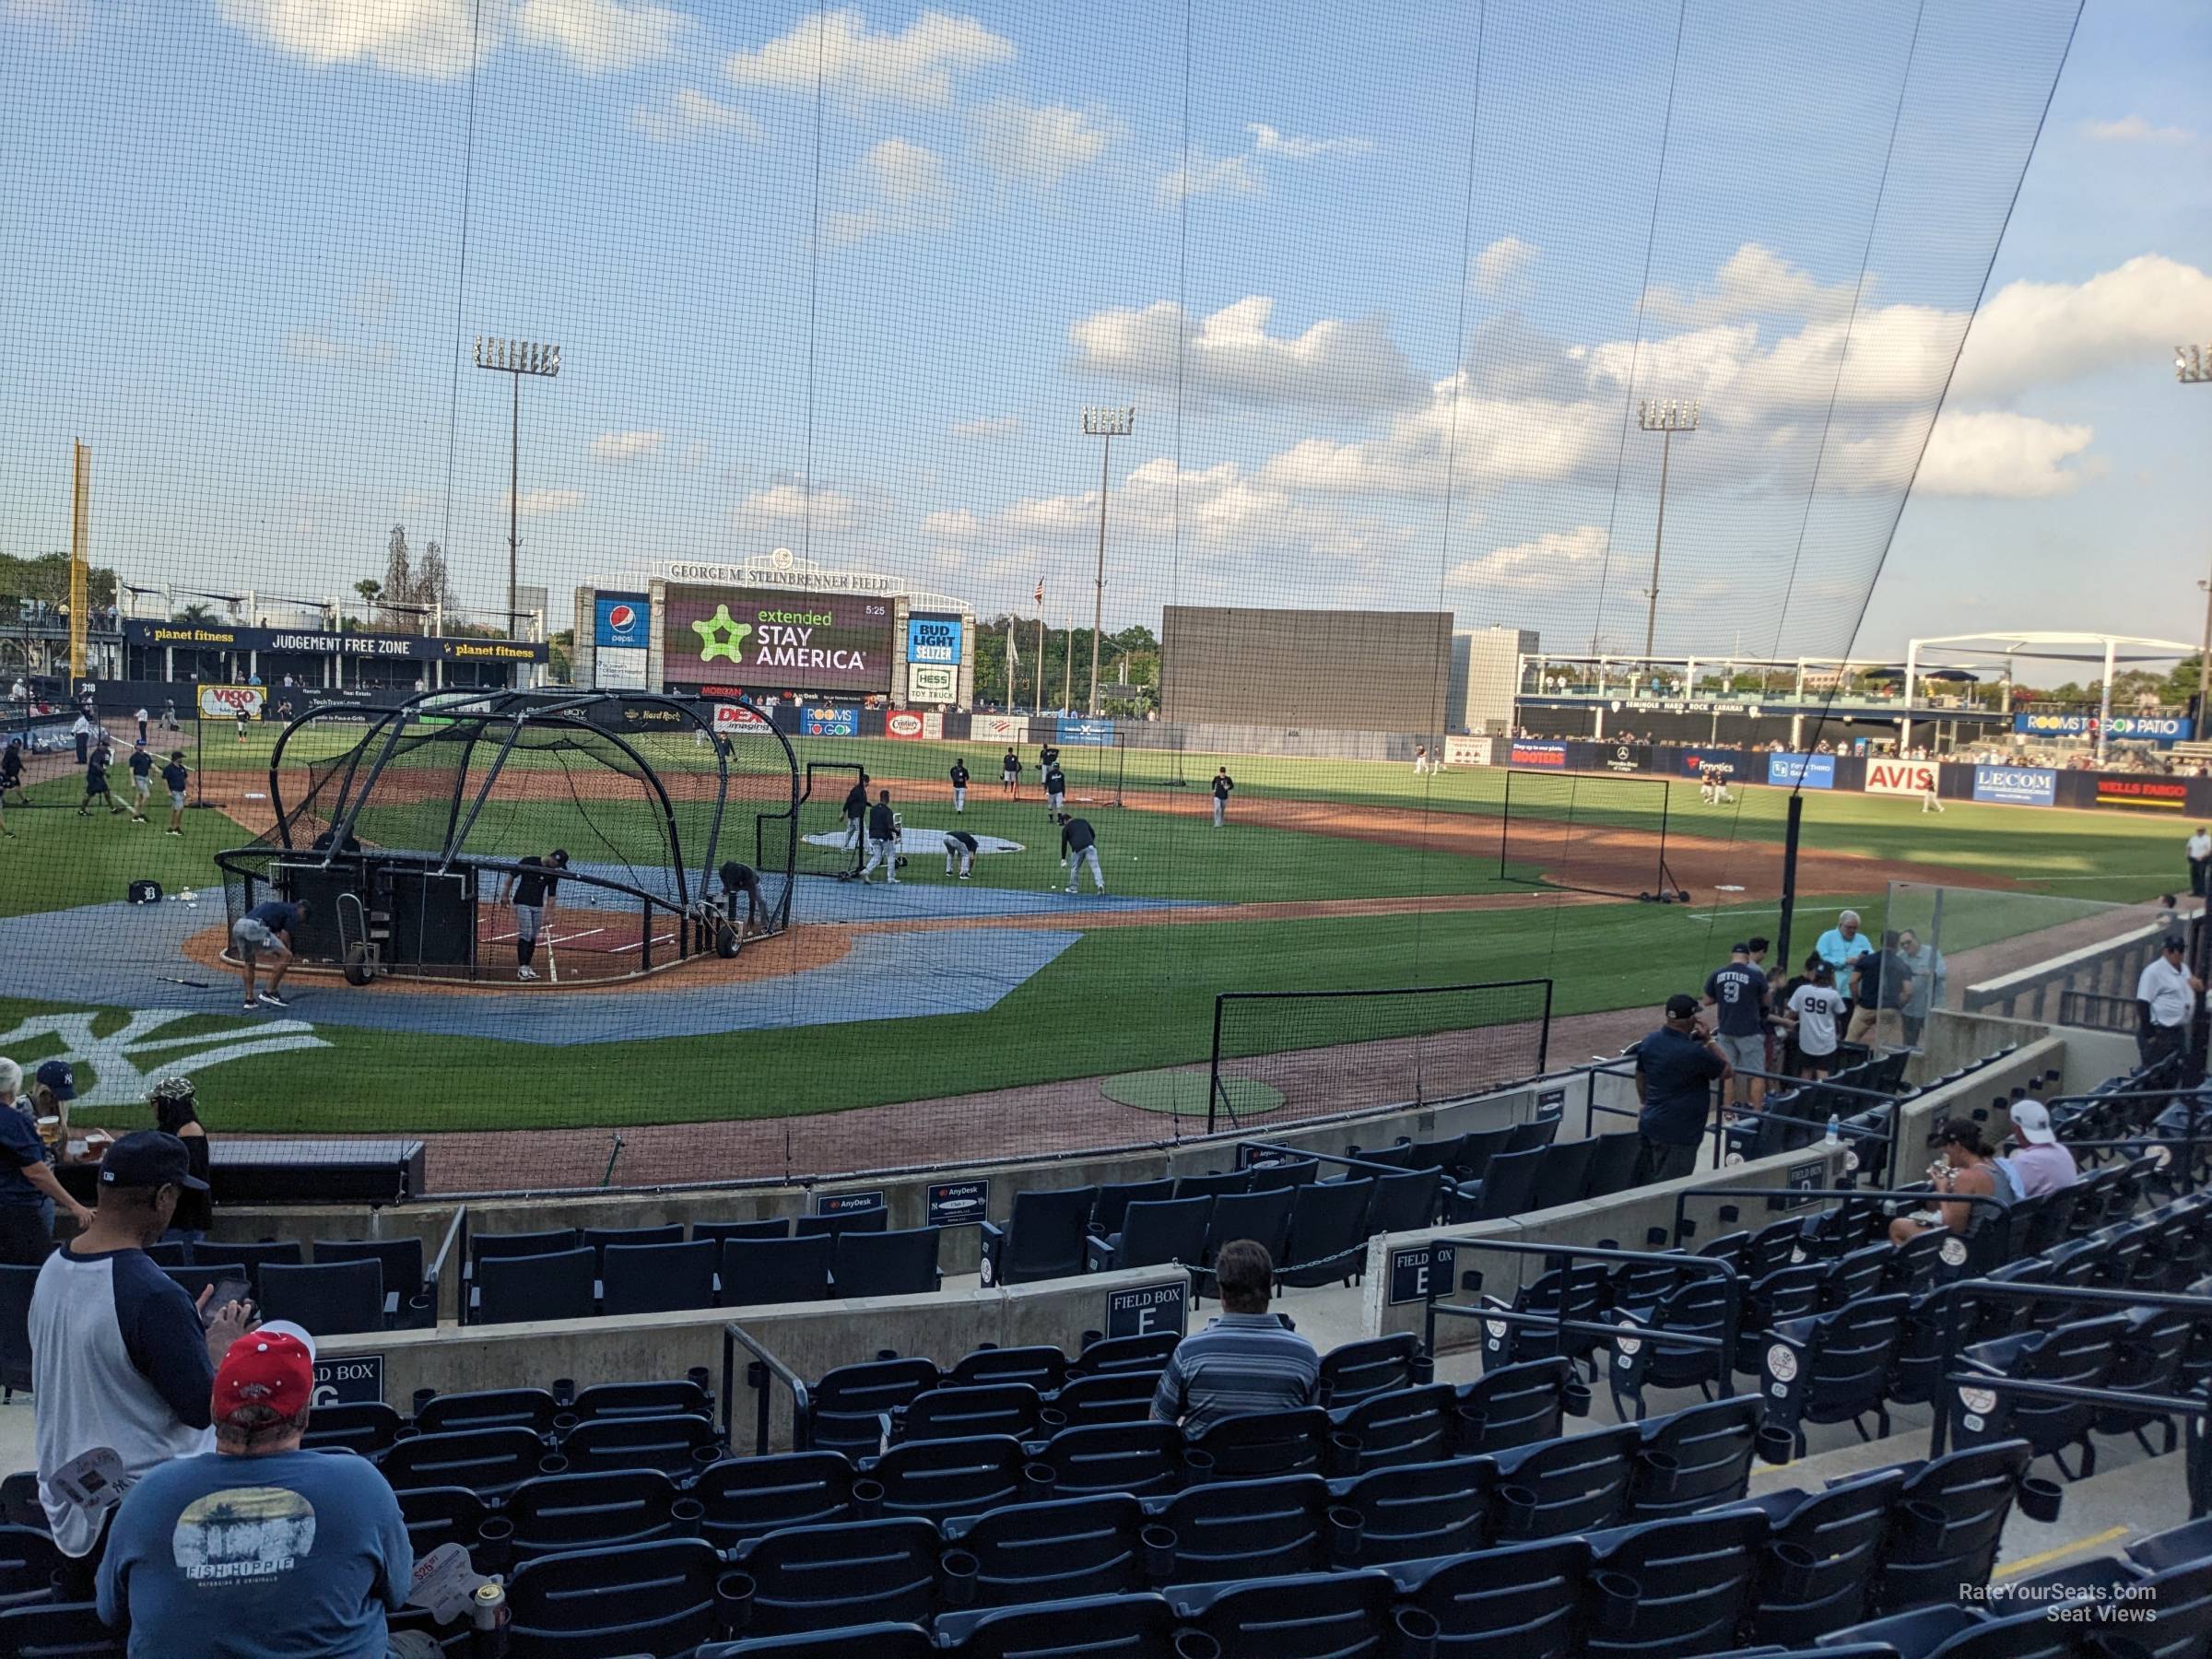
[[0, 1011, 331, 1107]]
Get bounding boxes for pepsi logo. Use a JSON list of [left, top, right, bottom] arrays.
[[608, 605, 635, 629]]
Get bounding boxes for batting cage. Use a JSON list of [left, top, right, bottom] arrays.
[[1498, 771, 1687, 902], [1206, 980, 1554, 1135], [1050, 733, 1125, 810], [214, 689, 797, 985], [795, 760, 869, 880]]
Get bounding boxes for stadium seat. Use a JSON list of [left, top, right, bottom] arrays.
[[941, 1492, 1159, 1606], [472, 1245, 596, 1324], [468, 1226, 580, 1266], [257, 1257, 384, 1335], [1315, 1333, 1424, 1409], [1630, 1395, 1761, 1519], [582, 1222, 684, 1267], [1070, 1330, 1181, 1376], [1529, 1137, 1599, 1211], [194, 1237, 302, 1288], [696, 1625, 933, 1659], [2103, 1301, 2200, 1454], [1760, 1293, 1910, 1458], [505, 1536, 724, 1657], [1452, 1124, 1517, 1185], [1956, 1313, 2129, 1479], [694, 1453, 857, 1546], [139, 1240, 186, 1266], [932, 1592, 1184, 1659], [1030, 1420, 1186, 1499], [1250, 1157, 1321, 1193], [601, 1238, 717, 1314], [1490, 1421, 1639, 1539], [313, 1235, 429, 1325], [862, 1433, 1029, 1523], [796, 1206, 890, 1239], [808, 1357, 941, 1458], [1336, 1454, 1494, 1563], [1197, 1185, 1296, 1273], [1742, 1467, 1905, 1645], [1392, 1535, 1589, 1655], [1329, 1382, 1458, 1474], [1509, 1113, 1563, 1155], [380, 1426, 547, 1497], [1174, 1567, 1404, 1658], [1171, 1170, 1250, 1203], [833, 1226, 943, 1298], [1277, 1179, 1374, 1288], [1044, 1370, 1160, 1430], [1456, 1356, 1579, 1454], [503, 1467, 683, 1559], [890, 1382, 1043, 1444], [1091, 1179, 1174, 1238], [1482, 1259, 1611, 1378], [721, 1234, 834, 1307], [0, 1524, 64, 1612], [560, 1411, 721, 1477], [414, 1385, 561, 1437], [300, 1399, 404, 1457], [1156, 1472, 1338, 1582], [0, 1600, 124, 1658], [1606, 1269, 1737, 1420], [394, 1485, 491, 1562], [1583, 1129, 1644, 1201], [164, 1263, 248, 1304], [948, 1345, 1067, 1393], [716, 1522, 942, 1637], [1448, 1146, 1543, 1223], [1584, 1509, 1767, 1658], [980, 1185, 1099, 1286], [1087, 1196, 1211, 1273], [694, 1217, 794, 1244], [1186, 1406, 1334, 1481], [571, 1379, 712, 1424], [1366, 1168, 1444, 1234], [1875, 1439, 2040, 1617]]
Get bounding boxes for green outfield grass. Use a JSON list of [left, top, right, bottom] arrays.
[[0, 781, 253, 918]]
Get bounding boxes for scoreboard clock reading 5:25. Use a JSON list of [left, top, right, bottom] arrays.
[[660, 584, 893, 695]]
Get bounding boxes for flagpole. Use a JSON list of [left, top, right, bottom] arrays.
[[1063, 614, 1073, 712], [1005, 618, 1014, 709], [1036, 609, 1044, 714]]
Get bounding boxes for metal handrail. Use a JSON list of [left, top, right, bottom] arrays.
[[724, 1321, 813, 1455], [1418, 1235, 1744, 1381], [1238, 1137, 1475, 1209], [424, 1204, 465, 1326], [1931, 1278, 2212, 1461], [1668, 1184, 2008, 1252]]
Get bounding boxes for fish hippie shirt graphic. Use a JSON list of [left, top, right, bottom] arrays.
[[0, 1011, 332, 1106], [661, 584, 892, 695], [172, 1486, 316, 1584]]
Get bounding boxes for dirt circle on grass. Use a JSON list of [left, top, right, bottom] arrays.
[[175, 920, 853, 996]]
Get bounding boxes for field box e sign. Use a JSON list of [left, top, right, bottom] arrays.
[[314, 1354, 384, 1407], [1105, 1279, 1187, 1340], [1388, 1241, 1458, 1305]]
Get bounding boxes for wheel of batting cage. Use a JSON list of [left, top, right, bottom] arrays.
[[343, 941, 378, 987], [716, 920, 741, 959], [1676, 889, 1693, 904]]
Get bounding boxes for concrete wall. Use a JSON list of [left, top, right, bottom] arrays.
[[319, 1263, 1192, 1452]]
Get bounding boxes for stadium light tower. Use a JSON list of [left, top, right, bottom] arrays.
[[1081, 405, 1136, 717], [476, 335, 563, 640], [2182, 347, 2212, 727], [1637, 397, 1700, 663]]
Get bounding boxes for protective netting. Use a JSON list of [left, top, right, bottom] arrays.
[[1499, 771, 1681, 901], [0, 1, 2092, 1193]]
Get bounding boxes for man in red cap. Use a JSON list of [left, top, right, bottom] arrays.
[[98, 1327, 413, 1656]]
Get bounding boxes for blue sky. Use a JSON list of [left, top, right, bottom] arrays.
[[0, 0, 2204, 666]]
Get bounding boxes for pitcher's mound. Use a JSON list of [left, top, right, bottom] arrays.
[[1101, 1067, 1285, 1118]]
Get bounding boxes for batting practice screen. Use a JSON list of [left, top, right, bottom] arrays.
[[1159, 606, 1453, 734], [1499, 771, 1677, 901]]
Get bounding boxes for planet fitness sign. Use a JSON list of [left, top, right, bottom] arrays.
[[660, 583, 892, 695], [1972, 765, 2056, 807]]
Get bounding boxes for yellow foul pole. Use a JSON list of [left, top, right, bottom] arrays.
[[68, 441, 90, 684]]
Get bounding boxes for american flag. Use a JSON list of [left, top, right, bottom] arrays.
[[1034, 580, 1045, 606]]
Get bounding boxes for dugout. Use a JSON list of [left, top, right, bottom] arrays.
[[215, 688, 798, 985]]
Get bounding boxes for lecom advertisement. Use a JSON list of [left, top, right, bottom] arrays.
[[661, 583, 892, 695]]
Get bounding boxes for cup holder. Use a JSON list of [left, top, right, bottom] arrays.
[[1635, 1450, 1680, 1495], [536, 1453, 569, 1476], [551, 1378, 575, 1406], [1324, 1431, 1364, 1478], [671, 1498, 705, 1536], [1023, 1462, 1060, 1500], [1182, 1447, 1216, 1483], [715, 1571, 755, 1633], [1898, 1498, 1948, 1552], [2018, 1476, 2065, 1524], [1499, 1483, 1538, 1535], [1756, 1424, 1796, 1466], [1392, 1605, 1441, 1659], [1142, 1524, 1178, 1583], [853, 1478, 885, 1519], [939, 1548, 979, 1608], [474, 1516, 515, 1575], [412, 1387, 440, 1416], [1594, 1570, 1641, 1630], [1564, 1380, 1594, 1418], [1039, 1406, 1068, 1433], [1171, 1631, 1222, 1659], [1765, 1539, 1818, 1597], [552, 1413, 580, 1437], [1327, 1504, 1366, 1564], [691, 1442, 724, 1467], [687, 1365, 711, 1391]]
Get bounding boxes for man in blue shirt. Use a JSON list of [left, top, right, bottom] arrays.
[[229, 899, 310, 1012], [1814, 910, 1875, 1021], [1632, 994, 1732, 1184], [1150, 1241, 1318, 1434], [99, 1328, 411, 1658], [0, 1059, 93, 1265], [1702, 944, 1770, 1106]]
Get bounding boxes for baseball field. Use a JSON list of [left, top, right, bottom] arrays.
[[0, 720, 2185, 1186]]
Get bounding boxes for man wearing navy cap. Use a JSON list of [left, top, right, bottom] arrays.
[[31, 1131, 253, 1592], [0, 1059, 92, 1264], [1631, 993, 1732, 1185]]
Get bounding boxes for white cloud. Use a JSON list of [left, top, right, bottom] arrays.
[[631, 86, 759, 144], [951, 415, 1018, 440], [1473, 236, 1537, 295], [828, 137, 952, 246], [742, 482, 855, 532], [974, 100, 1113, 186], [280, 326, 393, 368], [1911, 410, 2096, 498], [1070, 296, 1425, 411], [1444, 524, 1608, 589], [1245, 122, 1371, 160], [1951, 254, 2212, 399], [922, 508, 981, 538], [1158, 150, 1260, 205], [516, 487, 586, 516], [2083, 115, 2194, 145], [723, 7, 1013, 107], [509, 0, 683, 72], [345, 277, 394, 322], [590, 429, 665, 463], [1261, 369, 1615, 496], [1644, 242, 1861, 329], [220, 0, 679, 77]]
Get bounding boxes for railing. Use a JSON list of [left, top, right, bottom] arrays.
[[1237, 1138, 1477, 1215], [724, 1321, 814, 1456], [1573, 1055, 1900, 1183], [1418, 1236, 1745, 1384], [1930, 1279, 2212, 1491], [1667, 1185, 2009, 1254], [424, 1205, 465, 1327]]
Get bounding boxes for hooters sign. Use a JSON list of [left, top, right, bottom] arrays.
[[1865, 759, 1939, 797], [196, 686, 265, 720]]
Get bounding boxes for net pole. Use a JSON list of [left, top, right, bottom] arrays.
[[1776, 792, 1804, 966], [1207, 993, 1226, 1136]]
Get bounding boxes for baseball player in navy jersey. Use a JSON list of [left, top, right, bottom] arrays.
[[1058, 813, 1104, 895], [949, 758, 970, 813], [944, 829, 979, 880], [1211, 768, 1234, 827], [859, 790, 902, 885], [1044, 762, 1066, 815], [841, 772, 871, 851], [1000, 748, 1022, 798]]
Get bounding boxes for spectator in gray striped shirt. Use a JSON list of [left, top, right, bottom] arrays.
[[1149, 1240, 1320, 1434]]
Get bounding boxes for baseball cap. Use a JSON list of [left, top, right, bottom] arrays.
[[2165, 936, 2188, 953], [34, 1060, 75, 1102], [1730, 942, 1750, 955], [98, 1129, 209, 1191], [213, 1330, 313, 1426], [1665, 993, 1700, 1019], [2010, 1100, 2058, 1146]]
